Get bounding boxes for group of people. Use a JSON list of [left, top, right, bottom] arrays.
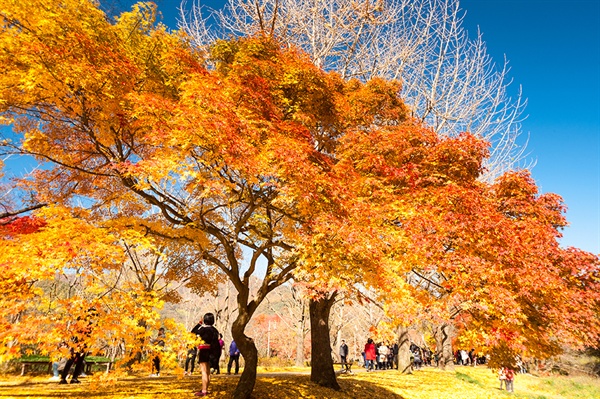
[[353, 340, 491, 372], [455, 348, 485, 366], [184, 332, 241, 378], [410, 343, 433, 369], [187, 313, 242, 397], [361, 339, 399, 371], [359, 339, 436, 372]]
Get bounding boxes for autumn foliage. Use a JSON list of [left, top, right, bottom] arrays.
[[0, 1, 598, 398]]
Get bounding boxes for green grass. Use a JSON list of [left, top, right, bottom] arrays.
[[455, 371, 483, 386]]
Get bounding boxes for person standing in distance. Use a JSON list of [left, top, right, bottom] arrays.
[[59, 308, 97, 384], [227, 340, 240, 375], [150, 327, 165, 377], [339, 340, 349, 371], [364, 338, 376, 371], [191, 313, 220, 397]]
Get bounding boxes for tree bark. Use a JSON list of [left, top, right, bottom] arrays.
[[434, 323, 455, 370], [397, 326, 412, 374], [295, 301, 307, 366], [309, 292, 340, 390], [231, 309, 258, 399]]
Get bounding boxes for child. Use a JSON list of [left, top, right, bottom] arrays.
[[498, 367, 506, 390]]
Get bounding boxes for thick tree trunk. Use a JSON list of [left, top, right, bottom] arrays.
[[434, 323, 455, 370], [309, 292, 340, 390], [397, 326, 412, 374], [231, 311, 258, 399]]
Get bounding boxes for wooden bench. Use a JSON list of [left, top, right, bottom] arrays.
[[19, 356, 113, 376], [333, 360, 354, 374], [20, 359, 51, 376], [85, 358, 113, 373]]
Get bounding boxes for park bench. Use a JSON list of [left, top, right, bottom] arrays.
[[19, 359, 51, 376], [19, 356, 114, 376], [333, 360, 354, 374]]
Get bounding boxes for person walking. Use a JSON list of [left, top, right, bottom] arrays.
[[59, 308, 97, 384], [184, 345, 197, 376], [460, 349, 469, 365], [339, 340, 349, 371], [150, 327, 166, 377], [412, 348, 422, 370], [364, 338, 376, 372], [386, 342, 394, 369], [378, 343, 389, 370], [498, 367, 506, 390], [504, 367, 515, 393], [469, 348, 477, 366], [191, 313, 220, 397], [227, 340, 240, 375], [210, 333, 224, 374]]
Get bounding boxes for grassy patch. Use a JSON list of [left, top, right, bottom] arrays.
[[455, 371, 482, 386]]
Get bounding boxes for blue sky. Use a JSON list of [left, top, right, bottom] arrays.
[[460, 0, 600, 254]]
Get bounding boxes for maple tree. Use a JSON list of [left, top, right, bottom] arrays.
[[393, 168, 600, 370], [0, 1, 414, 393], [461, 172, 600, 363], [332, 114, 490, 374], [0, 1, 362, 396], [285, 77, 498, 385], [322, 94, 600, 374], [1, 205, 203, 373], [182, 0, 529, 181], [1, 3, 598, 399]]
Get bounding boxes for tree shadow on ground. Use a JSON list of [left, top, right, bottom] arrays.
[[0, 373, 405, 399]]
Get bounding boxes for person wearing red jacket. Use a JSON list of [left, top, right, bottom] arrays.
[[504, 367, 515, 392], [364, 338, 376, 372]]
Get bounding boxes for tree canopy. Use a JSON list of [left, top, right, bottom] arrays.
[[0, 1, 598, 398]]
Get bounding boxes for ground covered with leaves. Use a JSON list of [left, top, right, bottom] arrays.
[[1, 366, 599, 399]]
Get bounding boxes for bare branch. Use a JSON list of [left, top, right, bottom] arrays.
[[181, 0, 530, 180]]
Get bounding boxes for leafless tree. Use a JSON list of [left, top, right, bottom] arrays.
[[262, 283, 310, 366], [180, 0, 529, 181]]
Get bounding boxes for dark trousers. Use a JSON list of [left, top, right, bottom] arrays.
[[210, 354, 221, 374], [185, 348, 197, 372], [61, 352, 85, 381], [227, 354, 239, 374], [152, 355, 160, 374], [340, 355, 349, 370]]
